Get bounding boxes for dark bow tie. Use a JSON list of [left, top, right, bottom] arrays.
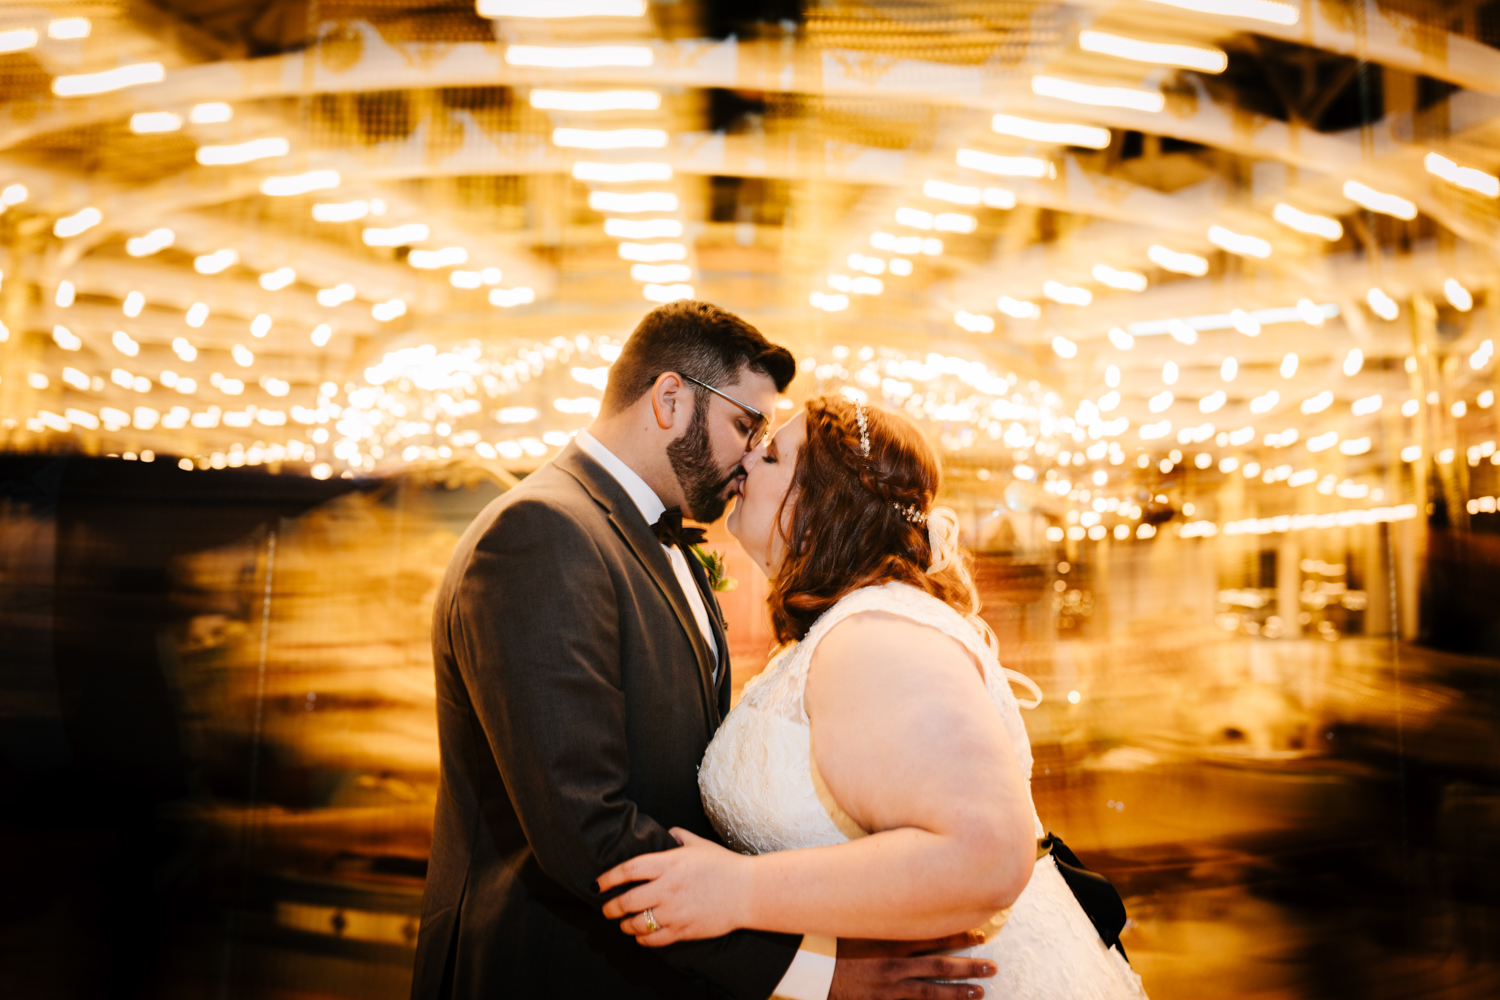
[[652, 507, 707, 549]]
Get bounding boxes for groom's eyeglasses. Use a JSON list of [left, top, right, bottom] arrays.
[[679, 373, 769, 451]]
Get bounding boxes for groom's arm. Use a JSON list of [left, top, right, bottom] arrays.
[[449, 498, 798, 1000]]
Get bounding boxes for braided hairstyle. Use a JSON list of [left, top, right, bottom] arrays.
[[768, 394, 982, 645]]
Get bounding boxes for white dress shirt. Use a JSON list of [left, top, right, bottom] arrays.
[[573, 431, 836, 1000]]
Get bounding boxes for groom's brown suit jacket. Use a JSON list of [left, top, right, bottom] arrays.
[[410, 442, 800, 1000]]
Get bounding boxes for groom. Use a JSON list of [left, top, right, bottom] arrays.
[[412, 301, 996, 1000]]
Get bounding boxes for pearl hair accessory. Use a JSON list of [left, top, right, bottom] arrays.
[[852, 399, 871, 457]]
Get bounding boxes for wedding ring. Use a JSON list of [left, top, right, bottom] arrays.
[[643, 908, 660, 934]]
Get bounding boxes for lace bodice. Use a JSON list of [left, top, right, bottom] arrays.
[[700, 581, 1041, 855], [698, 582, 1149, 1000]]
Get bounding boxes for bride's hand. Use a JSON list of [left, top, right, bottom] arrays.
[[597, 827, 752, 947]]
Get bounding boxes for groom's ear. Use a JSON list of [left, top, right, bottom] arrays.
[[650, 372, 686, 432]]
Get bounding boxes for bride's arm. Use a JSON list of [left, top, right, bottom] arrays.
[[600, 611, 1036, 943]]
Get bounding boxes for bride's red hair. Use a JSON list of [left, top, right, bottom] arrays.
[[768, 394, 981, 645]]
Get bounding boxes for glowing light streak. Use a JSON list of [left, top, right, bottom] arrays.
[[363, 223, 430, 246], [1273, 203, 1342, 240], [1344, 180, 1416, 219], [193, 249, 237, 274], [956, 149, 1048, 177], [1092, 264, 1146, 291], [1031, 75, 1164, 112], [553, 127, 667, 149], [1425, 153, 1498, 198], [531, 89, 660, 111], [998, 296, 1041, 319], [1208, 225, 1270, 257], [1445, 278, 1473, 311], [54, 207, 101, 237], [197, 138, 288, 165], [409, 247, 469, 268], [126, 228, 173, 256], [954, 311, 994, 333], [604, 218, 682, 239], [262, 171, 340, 196], [260, 267, 296, 290], [1148, 244, 1208, 275], [1078, 31, 1227, 72], [1367, 287, 1399, 320], [589, 191, 676, 212], [190, 102, 232, 124], [53, 62, 163, 97], [490, 287, 536, 307], [130, 111, 182, 134], [1043, 281, 1092, 306], [618, 242, 685, 262], [990, 114, 1110, 148], [1126, 301, 1338, 337]]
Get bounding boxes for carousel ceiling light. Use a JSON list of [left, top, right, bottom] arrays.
[[185, 303, 208, 327], [1221, 357, 1238, 381], [935, 213, 976, 233], [1105, 365, 1121, 387], [1367, 287, 1399, 320], [531, 89, 660, 111], [983, 188, 1017, 208], [1148, 390, 1173, 412], [126, 228, 173, 256], [1301, 391, 1333, 414], [172, 337, 196, 361], [1295, 298, 1325, 325], [847, 254, 885, 275], [250, 314, 272, 337], [1207, 225, 1270, 257], [48, 18, 90, 39], [631, 263, 691, 282], [956, 149, 1048, 177], [2, 183, 26, 205], [52, 325, 81, 350], [1445, 278, 1474, 311], [1281, 352, 1298, 377], [313, 200, 373, 222], [990, 114, 1110, 148], [259, 267, 296, 290], [1162, 361, 1178, 384], [62, 367, 90, 389], [923, 180, 980, 205], [1472, 339, 1494, 370], [409, 247, 469, 268], [618, 242, 685, 262], [1230, 309, 1260, 335], [53, 62, 164, 97], [481, 0, 646, 16], [1053, 335, 1078, 358], [1401, 398, 1419, 417], [261, 170, 339, 196], [490, 287, 536, 307], [1031, 75, 1165, 112], [573, 161, 672, 182], [317, 283, 356, 306], [193, 249, 237, 274], [1077, 31, 1228, 73], [552, 127, 668, 149], [112, 330, 139, 357], [363, 223, 430, 246], [372, 299, 407, 321], [1141, 0, 1297, 25], [1424, 153, 1499, 198], [55, 280, 73, 307], [1092, 264, 1147, 291], [1147, 244, 1208, 275], [1043, 281, 1092, 306], [130, 111, 182, 134], [1167, 320, 1197, 344], [189, 102, 233, 124], [505, 45, 652, 68], [809, 291, 848, 312], [123, 291, 144, 317], [643, 284, 693, 303], [896, 207, 934, 229], [604, 218, 682, 239], [1339, 437, 1371, 456], [1249, 390, 1279, 414], [452, 271, 481, 288], [888, 258, 914, 275], [1343, 348, 1364, 376], [54, 207, 101, 237], [997, 296, 1041, 319], [954, 311, 995, 333], [1273, 203, 1342, 240], [1343, 180, 1416, 220], [1352, 394, 1382, 416], [232, 345, 254, 367], [0, 28, 38, 53], [1108, 328, 1134, 349], [310, 323, 333, 346], [589, 191, 677, 212]]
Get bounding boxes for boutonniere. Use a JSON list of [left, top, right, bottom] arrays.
[[690, 545, 738, 592]]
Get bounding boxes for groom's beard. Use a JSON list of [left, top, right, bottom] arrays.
[[668, 403, 743, 523]]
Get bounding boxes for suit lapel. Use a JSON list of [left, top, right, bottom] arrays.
[[555, 445, 720, 726], [681, 545, 732, 722]]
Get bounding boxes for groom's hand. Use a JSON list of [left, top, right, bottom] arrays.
[[829, 932, 995, 1000]]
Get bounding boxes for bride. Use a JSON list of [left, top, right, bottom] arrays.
[[597, 395, 1148, 999]]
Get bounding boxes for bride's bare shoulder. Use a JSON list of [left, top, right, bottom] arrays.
[[807, 608, 980, 689]]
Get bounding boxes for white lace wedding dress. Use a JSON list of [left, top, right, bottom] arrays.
[[699, 582, 1148, 999]]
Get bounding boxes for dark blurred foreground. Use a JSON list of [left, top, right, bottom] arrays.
[[3, 455, 1500, 999]]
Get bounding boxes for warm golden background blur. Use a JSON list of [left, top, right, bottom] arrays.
[[2, 1, 1500, 998]]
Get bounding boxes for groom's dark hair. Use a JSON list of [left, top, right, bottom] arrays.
[[601, 300, 796, 414]]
